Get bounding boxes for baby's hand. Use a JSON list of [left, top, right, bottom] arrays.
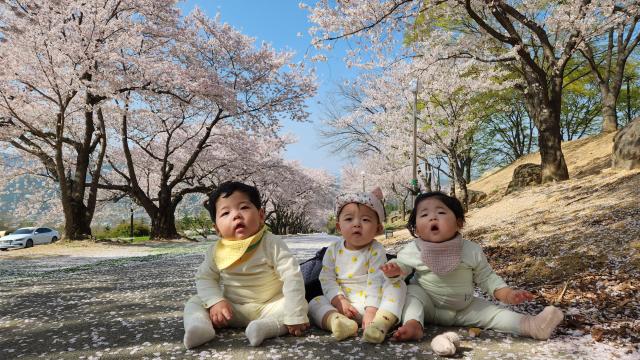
[[507, 289, 534, 304], [208, 300, 233, 328], [286, 322, 310, 336], [331, 295, 359, 319], [362, 306, 378, 330], [380, 262, 404, 278]]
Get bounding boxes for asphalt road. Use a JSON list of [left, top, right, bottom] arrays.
[[0, 234, 635, 359]]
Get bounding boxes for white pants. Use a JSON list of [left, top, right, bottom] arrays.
[[308, 279, 406, 326], [184, 294, 287, 328]]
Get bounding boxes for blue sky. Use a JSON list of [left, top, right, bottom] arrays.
[[180, 1, 353, 176]]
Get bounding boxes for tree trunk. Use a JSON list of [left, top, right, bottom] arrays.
[[601, 90, 619, 133], [521, 74, 570, 183], [448, 163, 456, 197], [150, 208, 179, 239], [402, 193, 408, 221], [537, 109, 570, 183], [449, 154, 469, 212], [62, 196, 92, 239], [423, 162, 432, 192]]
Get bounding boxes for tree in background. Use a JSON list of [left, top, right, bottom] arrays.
[[473, 94, 536, 175], [0, 0, 182, 239], [0, 2, 317, 239], [579, 5, 640, 133], [617, 63, 640, 126], [304, 0, 640, 183], [258, 163, 335, 235]]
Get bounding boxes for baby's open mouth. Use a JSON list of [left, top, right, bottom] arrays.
[[234, 223, 246, 231], [430, 224, 439, 231]]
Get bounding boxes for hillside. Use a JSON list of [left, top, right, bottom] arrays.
[[381, 132, 640, 349]]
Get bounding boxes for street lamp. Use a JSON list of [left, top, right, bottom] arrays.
[[361, 171, 365, 192], [410, 78, 421, 207], [130, 202, 134, 238]]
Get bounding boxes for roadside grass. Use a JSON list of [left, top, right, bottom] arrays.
[[383, 217, 408, 231]]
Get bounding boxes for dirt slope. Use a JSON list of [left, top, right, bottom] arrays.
[[466, 132, 639, 346]]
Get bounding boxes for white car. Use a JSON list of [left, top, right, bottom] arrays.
[[0, 227, 60, 251]]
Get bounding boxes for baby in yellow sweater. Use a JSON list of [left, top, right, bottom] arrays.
[[182, 181, 309, 348]]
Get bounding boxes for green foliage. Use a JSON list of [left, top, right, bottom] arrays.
[[472, 91, 537, 177], [403, 5, 467, 46], [326, 214, 337, 235], [617, 62, 640, 126], [177, 211, 213, 234], [384, 202, 398, 216], [560, 58, 602, 140], [95, 221, 150, 238]]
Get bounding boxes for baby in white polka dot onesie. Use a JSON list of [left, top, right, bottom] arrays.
[[308, 187, 406, 343]]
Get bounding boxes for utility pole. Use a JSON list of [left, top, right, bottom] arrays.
[[361, 171, 365, 192]]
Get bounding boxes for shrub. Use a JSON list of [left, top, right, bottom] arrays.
[[98, 221, 150, 238], [326, 214, 337, 235]]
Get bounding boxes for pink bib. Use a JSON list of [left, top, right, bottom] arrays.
[[415, 233, 463, 275]]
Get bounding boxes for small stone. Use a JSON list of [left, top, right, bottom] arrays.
[[468, 328, 481, 338]]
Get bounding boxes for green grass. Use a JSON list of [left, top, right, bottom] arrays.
[[131, 236, 150, 243], [384, 217, 408, 231]]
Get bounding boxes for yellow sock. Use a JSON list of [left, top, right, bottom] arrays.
[[362, 309, 398, 344], [325, 312, 358, 341]]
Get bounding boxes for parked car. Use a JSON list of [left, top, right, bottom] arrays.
[[0, 227, 59, 251]]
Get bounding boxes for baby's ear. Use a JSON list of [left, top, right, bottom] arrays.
[[371, 186, 383, 200]]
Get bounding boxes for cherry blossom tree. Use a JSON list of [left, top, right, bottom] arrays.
[[256, 162, 335, 234], [304, 0, 640, 183], [96, 9, 316, 239], [100, 102, 293, 239], [0, 0, 182, 239], [0, 2, 316, 239], [326, 57, 500, 209]]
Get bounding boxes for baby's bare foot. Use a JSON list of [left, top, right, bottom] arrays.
[[391, 320, 423, 342]]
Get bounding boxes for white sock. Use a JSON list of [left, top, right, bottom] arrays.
[[520, 305, 564, 340], [245, 319, 288, 346], [183, 302, 216, 349], [430, 331, 460, 356]]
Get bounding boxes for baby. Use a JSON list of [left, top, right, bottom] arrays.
[[382, 191, 563, 353], [308, 187, 406, 343], [182, 181, 309, 348]]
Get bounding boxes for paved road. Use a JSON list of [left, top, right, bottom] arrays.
[[0, 234, 635, 359]]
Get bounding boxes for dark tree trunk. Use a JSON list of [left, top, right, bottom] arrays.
[[62, 196, 93, 239], [448, 153, 469, 212], [150, 207, 179, 239], [57, 91, 105, 240], [402, 192, 408, 221], [521, 69, 570, 183], [448, 162, 456, 197], [537, 110, 569, 182]]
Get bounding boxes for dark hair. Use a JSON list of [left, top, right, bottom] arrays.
[[406, 191, 465, 237], [203, 181, 261, 220]]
